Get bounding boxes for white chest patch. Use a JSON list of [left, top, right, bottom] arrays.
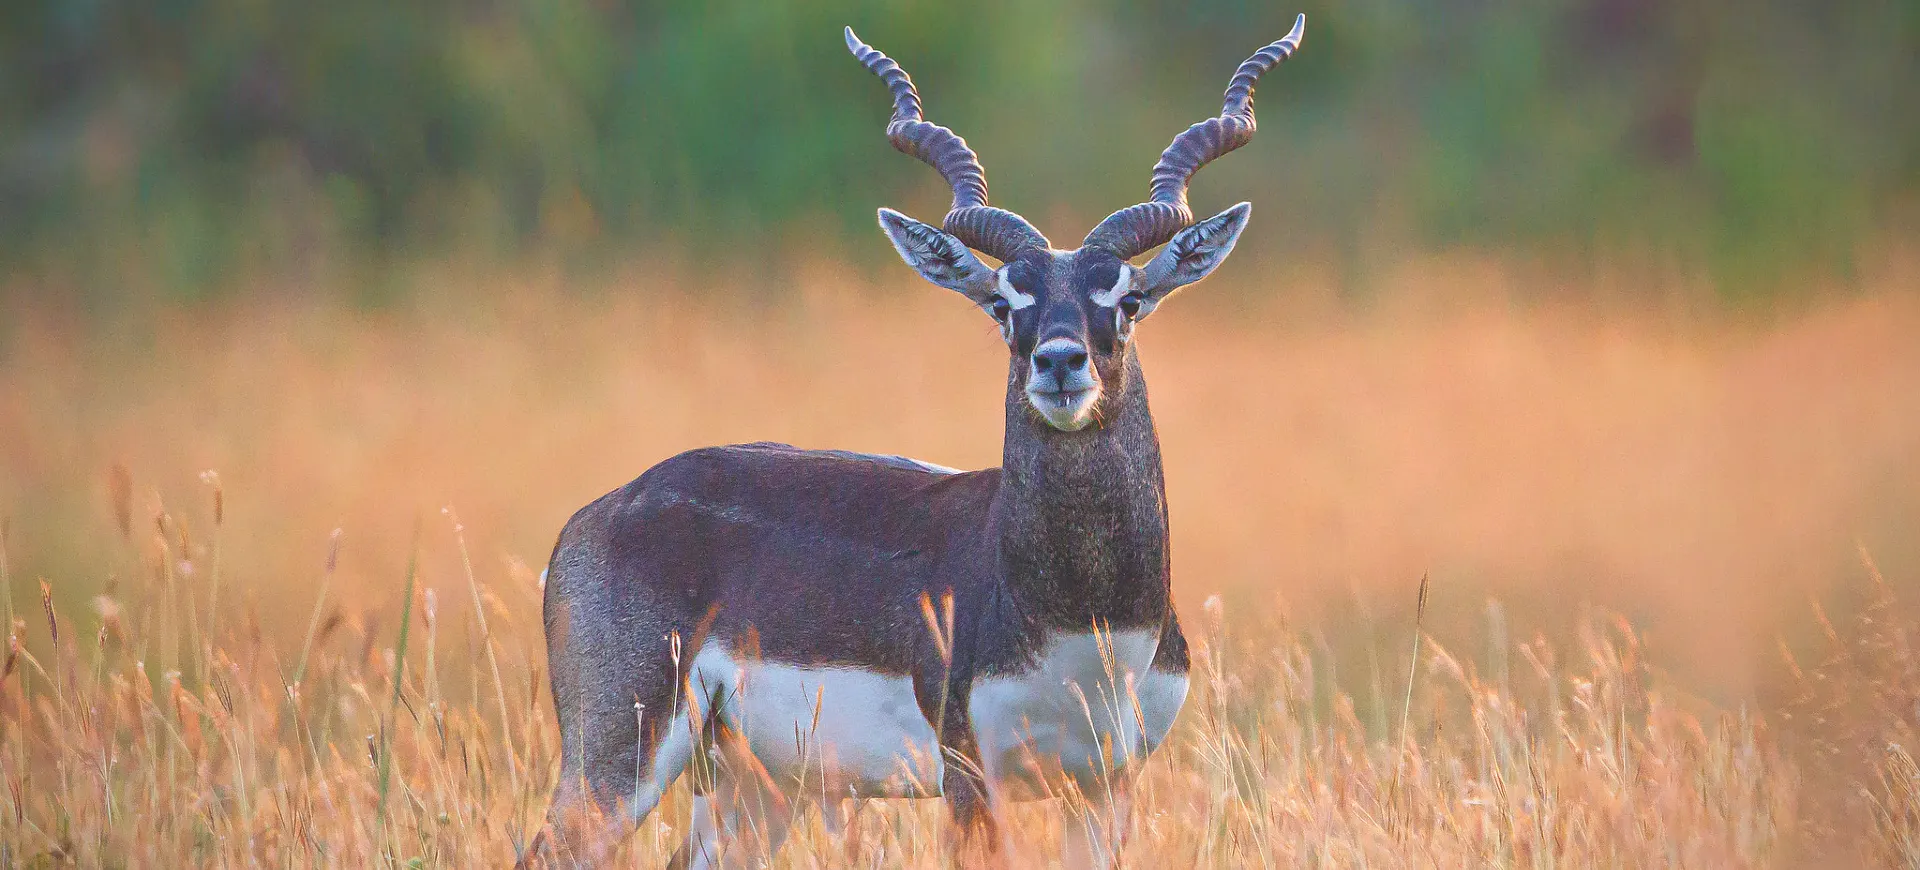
[[692, 644, 943, 799], [968, 629, 1189, 798]]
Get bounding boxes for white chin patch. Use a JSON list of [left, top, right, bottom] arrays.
[[1025, 387, 1099, 431]]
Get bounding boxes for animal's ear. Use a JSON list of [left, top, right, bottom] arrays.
[[877, 207, 998, 302], [1137, 202, 1251, 300]]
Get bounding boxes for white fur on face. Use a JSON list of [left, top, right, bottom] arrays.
[[1026, 388, 1100, 430], [1088, 264, 1134, 308], [1090, 265, 1145, 334], [995, 268, 1036, 310], [1025, 337, 1101, 431], [991, 267, 1037, 341]]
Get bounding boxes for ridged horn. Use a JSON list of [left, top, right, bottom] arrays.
[[1083, 14, 1305, 260], [846, 27, 1051, 262]]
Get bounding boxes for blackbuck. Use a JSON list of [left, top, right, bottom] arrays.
[[540, 15, 1306, 867]]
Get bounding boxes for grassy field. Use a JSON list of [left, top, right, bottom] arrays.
[[1, 252, 1917, 865]]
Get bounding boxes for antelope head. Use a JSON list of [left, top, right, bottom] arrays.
[[848, 16, 1304, 432]]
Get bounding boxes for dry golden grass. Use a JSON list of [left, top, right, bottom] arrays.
[[0, 251, 1917, 865]]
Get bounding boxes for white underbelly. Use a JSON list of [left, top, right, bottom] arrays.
[[968, 630, 1189, 799], [688, 631, 1188, 803], [693, 644, 944, 798]]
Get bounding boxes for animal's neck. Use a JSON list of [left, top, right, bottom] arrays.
[[993, 350, 1171, 631]]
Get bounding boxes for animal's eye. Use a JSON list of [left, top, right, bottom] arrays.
[[1118, 294, 1144, 321], [989, 297, 1012, 324]]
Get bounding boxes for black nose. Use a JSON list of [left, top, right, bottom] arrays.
[[1031, 344, 1089, 376]]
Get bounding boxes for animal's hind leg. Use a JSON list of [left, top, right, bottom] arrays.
[[673, 722, 800, 869], [543, 577, 696, 864], [666, 730, 726, 870], [547, 673, 695, 864], [676, 789, 799, 870]]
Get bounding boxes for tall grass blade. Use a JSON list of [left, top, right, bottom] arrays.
[[373, 524, 420, 855]]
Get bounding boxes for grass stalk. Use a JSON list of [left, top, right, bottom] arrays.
[[446, 509, 522, 803], [1389, 572, 1430, 834], [373, 526, 421, 856]]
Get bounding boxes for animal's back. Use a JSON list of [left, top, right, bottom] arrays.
[[546, 442, 1000, 672]]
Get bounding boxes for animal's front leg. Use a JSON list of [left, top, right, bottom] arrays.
[[935, 698, 1008, 869], [943, 755, 1007, 869], [823, 798, 867, 865], [1063, 779, 1133, 869], [699, 722, 797, 869]]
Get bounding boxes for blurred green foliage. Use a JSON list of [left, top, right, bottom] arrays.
[[1, 0, 1915, 303]]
